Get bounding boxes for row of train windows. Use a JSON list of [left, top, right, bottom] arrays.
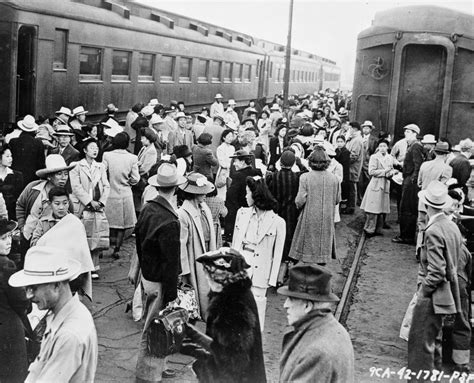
[[53, 30, 253, 83], [274, 67, 321, 83]]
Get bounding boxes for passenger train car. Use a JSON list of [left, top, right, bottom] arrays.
[[351, 6, 473, 143], [0, 0, 340, 129]]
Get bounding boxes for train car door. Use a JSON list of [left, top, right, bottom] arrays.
[[394, 44, 446, 138], [16, 25, 37, 119], [0, 21, 14, 128]]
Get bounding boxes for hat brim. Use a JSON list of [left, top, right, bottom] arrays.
[[36, 163, 76, 178], [74, 111, 88, 116], [0, 220, 18, 236], [53, 131, 75, 136], [55, 111, 73, 117], [418, 190, 453, 209], [179, 182, 215, 195], [421, 140, 437, 145], [277, 285, 340, 302], [148, 174, 187, 188], [9, 259, 81, 287], [17, 121, 38, 132]]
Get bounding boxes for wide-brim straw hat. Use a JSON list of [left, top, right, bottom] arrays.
[[179, 172, 215, 194], [277, 264, 339, 302], [9, 246, 81, 287], [421, 134, 437, 145], [148, 163, 186, 188], [418, 180, 452, 209], [17, 115, 38, 132], [36, 154, 76, 178], [53, 125, 75, 136], [55, 107, 73, 117], [72, 106, 88, 116]]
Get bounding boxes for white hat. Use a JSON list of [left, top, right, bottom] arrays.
[[150, 114, 163, 125], [228, 99, 236, 106], [270, 103, 281, 111], [418, 180, 452, 209], [17, 115, 38, 132], [361, 120, 374, 128], [421, 134, 437, 144], [403, 124, 420, 135], [102, 118, 123, 137], [148, 98, 159, 107], [175, 112, 187, 120], [141, 105, 154, 117], [55, 106, 73, 117], [214, 93, 223, 99], [36, 154, 76, 178], [148, 163, 186, 187], [9, 246, 81, 287], [72, 106, 88, 116], [105, 103, 118, 113]]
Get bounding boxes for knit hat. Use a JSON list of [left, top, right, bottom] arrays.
[[280, 150, 296, 168]]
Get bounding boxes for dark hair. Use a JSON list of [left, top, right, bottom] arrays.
[[377, 139, 390, 147], [82, 123, 97, 135], [274, 124, 287, 137], [259, 110, 270, 119], [48, 186, 69, 201], [448, 189, 462, 202], [349, 121, 360, 130], [81, 138, 98, 157], [245, 176, 277, 211], [154, 104, 164, 115], [112, 132, 130, 149], [378, 131, 390, 140], [140, 127, 157, 143], [220, 128, 235, 142], [308, 146, 330, 171], [132, 103, 144, 113], [309, 161, 330, 171], [0, 144, 11, 158], [197, 132, 213, 145], [180, 190, 199, 201], [336, 135, 346, 142]]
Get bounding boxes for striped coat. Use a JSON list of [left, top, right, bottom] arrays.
[[266, 168, 301, 262]]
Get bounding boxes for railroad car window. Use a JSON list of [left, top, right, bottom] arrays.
[[54, 29, 68, 70], [211, 61, 221, 82], [197, 59, 209, 82], [223, 62, 232, 83], [243, 64, 251, 82], [291, 70, 295, 82], [256, 59, 261, 78], [179, 57, 192, 82], [160, 55, 175, 82], [269, 62, 273, 78], [79, 46, 102, 80], [138, 53, 154, 81], [234, 63, 242, 82], [112, 50, 131, 81]]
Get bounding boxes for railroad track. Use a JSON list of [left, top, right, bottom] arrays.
[[335, 231, 367, 323]]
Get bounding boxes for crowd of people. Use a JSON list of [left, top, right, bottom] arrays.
[[0, 88, 472, 382]]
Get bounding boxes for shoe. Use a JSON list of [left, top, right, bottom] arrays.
[[112, 247, 120, 259], [162, 369, 177, 379], [91, 272, 99, 280], [392, 236, 414, 245]]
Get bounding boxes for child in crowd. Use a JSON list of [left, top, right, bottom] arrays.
[[30, 186, 70, 246]]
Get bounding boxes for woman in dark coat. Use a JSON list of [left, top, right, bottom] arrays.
[[0, 145, 24, 220], [268, 124, 288, 171], [335, 135, 351, 206], [0, 218, 31, 383], [192, 133, 218, 181], [181, 248, 266, 383], [224, 150, 261, 242]]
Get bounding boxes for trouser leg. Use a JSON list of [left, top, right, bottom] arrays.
[[408, 295, 444, 382], [251, 286, 267, 332], [347, 181, 356, 212], [451, 279, 471, 365]]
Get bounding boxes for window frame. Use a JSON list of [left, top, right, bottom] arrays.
[[53, 28, 68, 71], [223, 61, 233, 83], [234, 63, 243, 82], [79, 45, 102, 82], [243, 64, 251, 82], [111, 49, 132, 82], [138, 52, 155, 82], [197, 59, 209, 83], [178, 56, 192, 83], [210, 60, 222, 83], [160, 54, 176, 83]]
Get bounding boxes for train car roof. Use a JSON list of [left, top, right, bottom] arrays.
[[1, 0, 338, 65], [359, 5, 473, 40]]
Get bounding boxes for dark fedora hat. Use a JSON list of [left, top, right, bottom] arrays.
[[230, 149, 253, 159], [277, 264, 339, 302], [0, 218, 18, 237], [434, 141, 450, 154]]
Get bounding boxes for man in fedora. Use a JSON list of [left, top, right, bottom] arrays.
[[408, 181, 462, 380], [50, 125, 81, 165], [167, 112, 194, 155], [9, 246, 98, 382], [210, 93, 224, 119], [53, 106, 73, 129], [135, 163, 186, 382], [9, 114, 46, 186], [278, 264, 354, 382], [393, 124, 423, 244], [421, 134, 437, 161], [16, 154, 75, 266]]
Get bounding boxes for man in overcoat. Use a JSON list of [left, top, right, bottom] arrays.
[[393, 124, 423, 244], [343, 121, 364, 214], [135, 163, 186, 382], [278, 264, 354, 382], [408, 181, 463, 380]]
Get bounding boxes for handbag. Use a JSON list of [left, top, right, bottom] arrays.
[[146, 307, 189, 357], [82, 210, 110, 251], [399, 291, 417, 341], [215, 167, 229, 188], [166, 282, 201, 320]]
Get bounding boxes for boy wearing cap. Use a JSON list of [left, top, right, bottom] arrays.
[[408, 181, 463, 378], [9, 246, 98, 383], [278, 265, 354, 382]]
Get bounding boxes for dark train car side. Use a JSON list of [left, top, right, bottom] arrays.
[[351, 6, 473, 143]]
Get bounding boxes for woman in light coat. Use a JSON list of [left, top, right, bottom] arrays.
[[178, 172, 216, 319], [215, 129, 235, 200], [289, 146, 340, 265], [103, 132, 139, 259], [70, 138, 110, 278], [360, 139, 394, 236], [232, 176, 286, 330]]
